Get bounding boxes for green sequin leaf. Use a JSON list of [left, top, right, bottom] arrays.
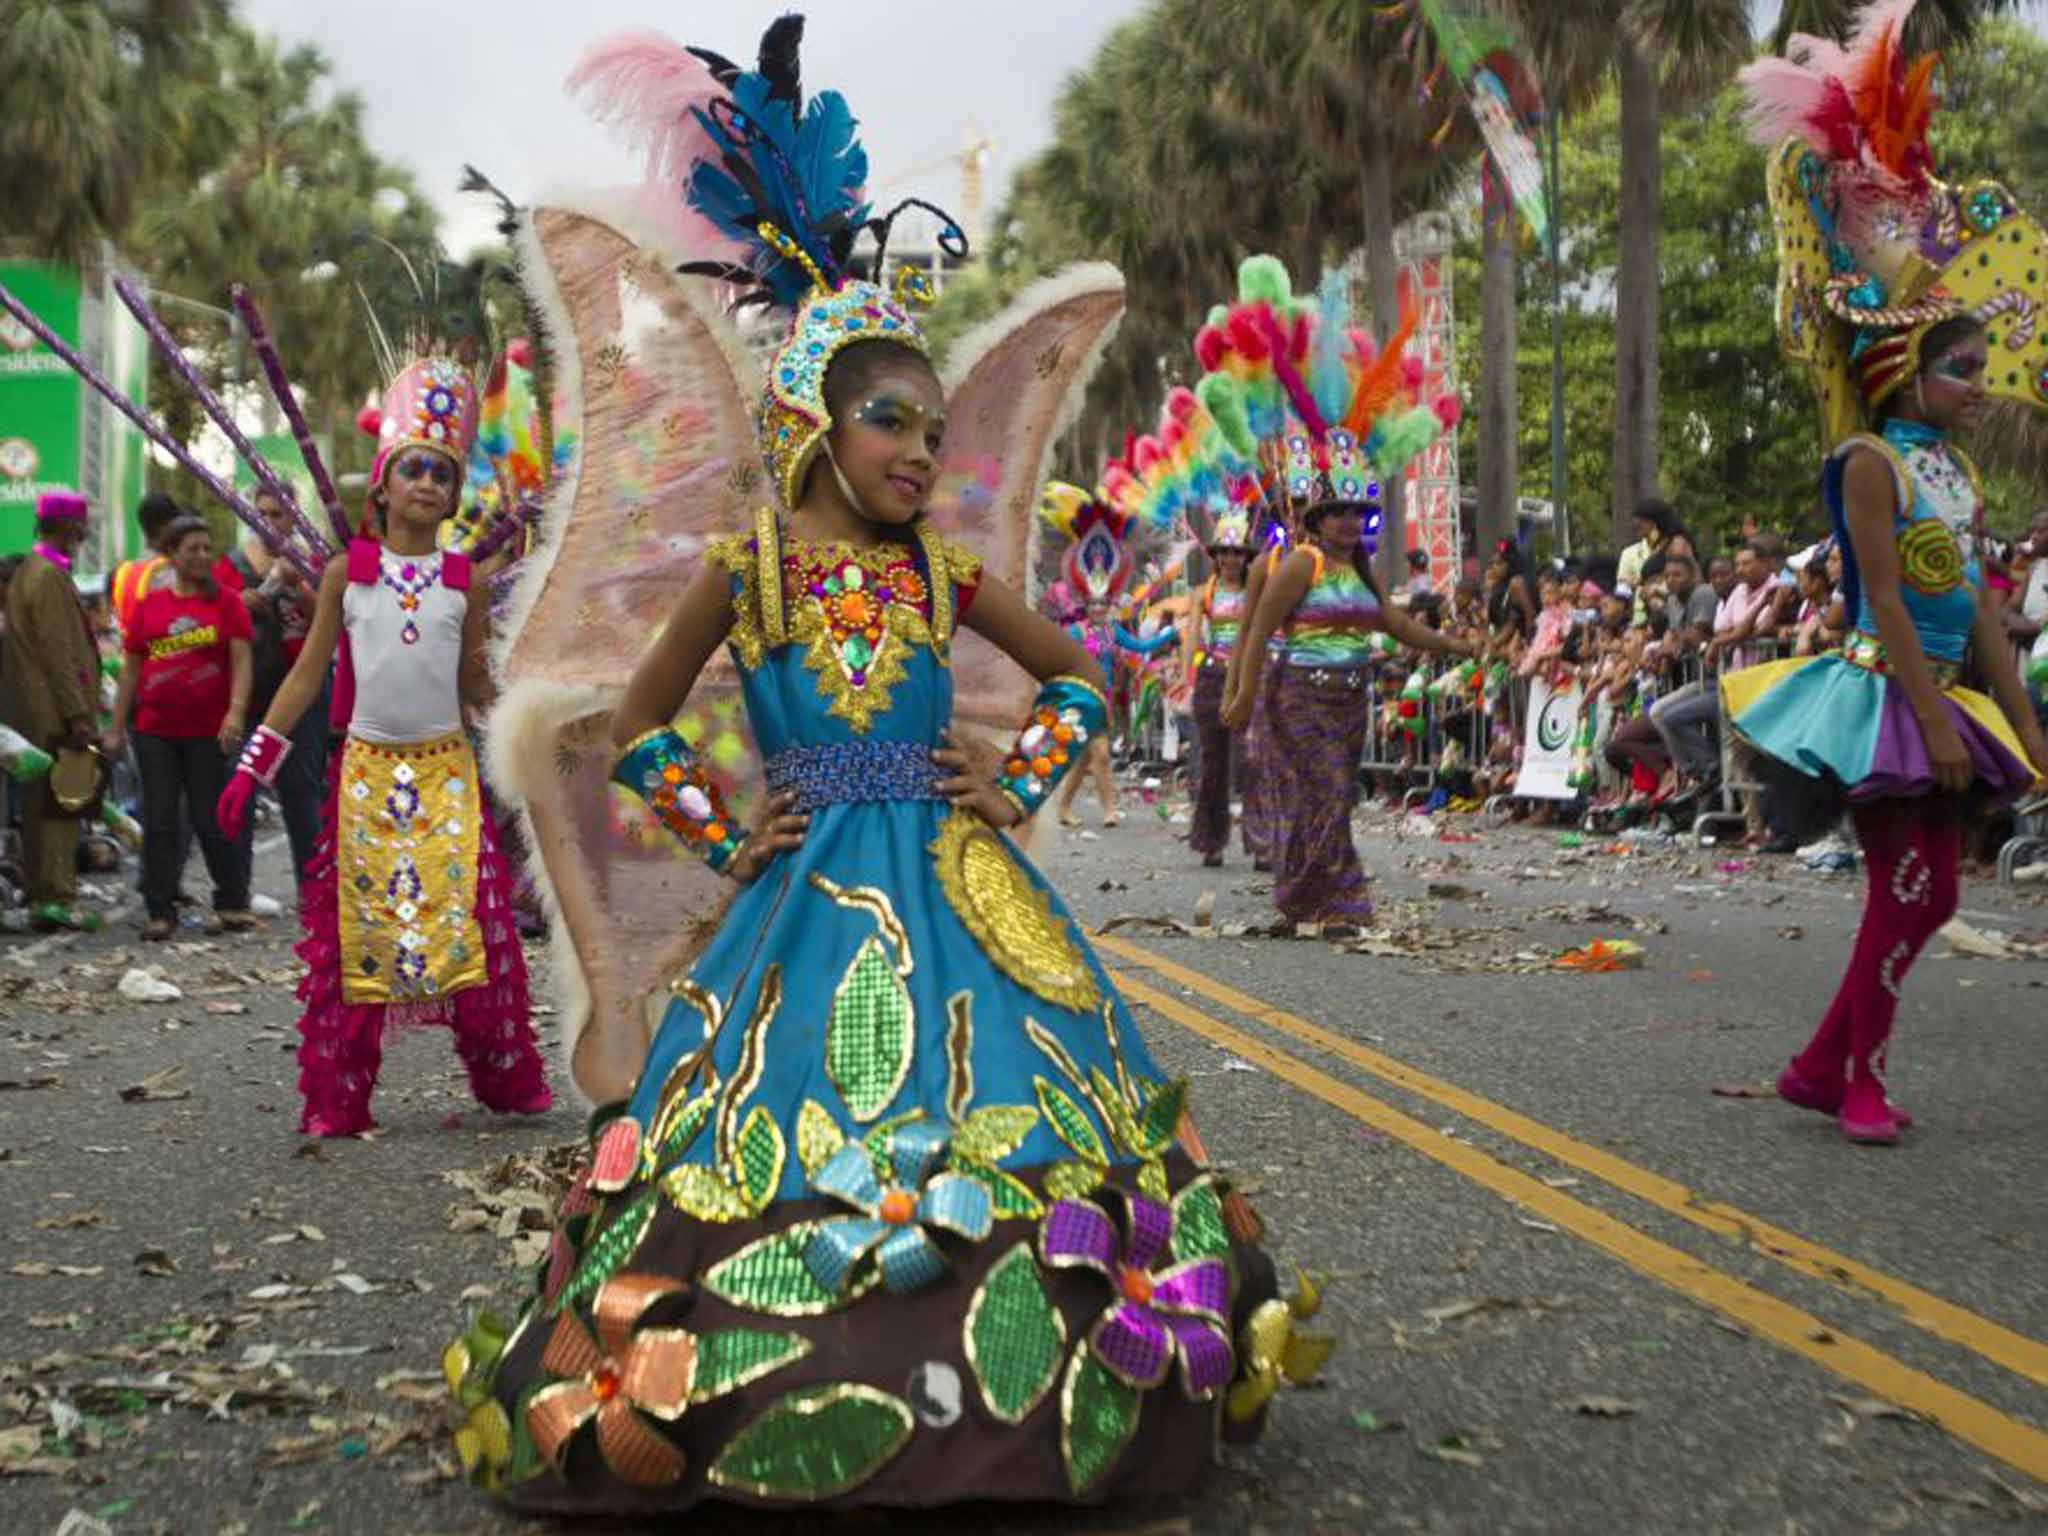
[[701, 1223, 874, 1316], [1135, 1077, 1188, 1156], [952, 1104, 1040, 1166], [732, 1105, 787, 1214], [692, 1328, 815, 1404], [1043, 1158, 1107, 1202], [965, 1243, 1066, 1425], [1060, 1348, 1141, 1495], [1171, 1177, 1231, 1265], [956, 1161, 1046, 1220], [1089, 1067, 1144, 1151], [662, 1164, 752, 1224], [707, 1384, 915, 1499], [827, 937, 913, 1122], [550, 1191, 655, 1315], [648, 1084, 718, 1171], [1033, 1076, 1107, 1164]]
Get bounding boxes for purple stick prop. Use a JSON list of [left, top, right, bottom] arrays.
[[468, 495, 542, 564], [0, 280, 319, 585], [112, 277, 333, 568], [230, 285, 353, 551]]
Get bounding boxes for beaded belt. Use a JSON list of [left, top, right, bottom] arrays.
[[763, 741, 948, 811], [1283, 664, 1373, 689], [1841, 631, 1962, 690]]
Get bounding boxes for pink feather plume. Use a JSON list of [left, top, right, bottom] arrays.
[[565, 28, 748, 261]]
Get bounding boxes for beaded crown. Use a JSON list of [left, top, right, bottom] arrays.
[[1740, 0, 2048, 448], [372, 356, 480, 489]]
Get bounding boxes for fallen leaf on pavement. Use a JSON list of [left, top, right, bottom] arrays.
[[1571, 1396, 1641, 1417], [1710, 1082, 1779, 1099], [203, 1001, 248, 1015], [118, 1066, 190, 1103], [133, 1248, 178, 1278], [36, 1209, 104, 1231], [1555, 939, 1644, 973], [9, 1262, 104, 1278], [1828, 1393, 1920, 1424]]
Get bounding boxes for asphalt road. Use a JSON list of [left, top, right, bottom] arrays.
[[4, 798, 2046, 1536]]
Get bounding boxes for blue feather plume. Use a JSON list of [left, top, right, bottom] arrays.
[[1308, 270, 1352, 428], [687, 70, 871, 309]]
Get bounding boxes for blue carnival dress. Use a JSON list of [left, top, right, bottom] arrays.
[[466, 513, 1284, 1517], [1723, 420, 2033, 802]]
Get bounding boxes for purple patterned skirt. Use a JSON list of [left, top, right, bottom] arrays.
[[1267, 666, 1374, 925], [1238, 657, 1286, 862], [1189, 663, 1233, 856]]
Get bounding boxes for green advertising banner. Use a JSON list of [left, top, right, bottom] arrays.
[[0, 260, 148, 571]]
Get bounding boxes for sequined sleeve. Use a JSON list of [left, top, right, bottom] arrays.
[[935, 536, 984, 617], [707, 532, 765, 671]]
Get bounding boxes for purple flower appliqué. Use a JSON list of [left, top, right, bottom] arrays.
[[1038, 1193, 1232, 1398]]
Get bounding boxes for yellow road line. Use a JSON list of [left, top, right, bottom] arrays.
[[1097, 933, 2048, 1392], [1106, 966, 2048, 1486]]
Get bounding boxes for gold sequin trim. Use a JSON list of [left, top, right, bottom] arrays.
[[715, 965, 780, 1167], [931, 810, 1100, 1014], [754, 506, 787, 649], [1098, 998, 1137, 1113], [944, 991, 975, 1124], [808, 872, 912, 974], [706, 530, 766, 672]]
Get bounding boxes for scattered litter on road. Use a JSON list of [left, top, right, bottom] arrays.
[[114, 968, 180, 1004]]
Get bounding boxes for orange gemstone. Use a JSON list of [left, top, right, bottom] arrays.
[[879, 1188, 916, 1226], [1005, 758, 1027, 777], [662, 764, 684, 784], [840, 592, 870, 626], [592, 1361, 622, 1402], [1119, 1266, 1154, 1306], [702, 822, 726, 843], [1036, 710, 1057, 727], [1031, 757, 1053, 778], [1050, 749, 1067, 766], [1052, 724, 1074, 744]]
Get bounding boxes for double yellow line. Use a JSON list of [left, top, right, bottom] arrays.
[[1095, 932, 2048, 1484]]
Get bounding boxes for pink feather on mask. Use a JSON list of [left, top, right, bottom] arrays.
[[565, 28, 749, 262], [1164, 386, 1199, 424]]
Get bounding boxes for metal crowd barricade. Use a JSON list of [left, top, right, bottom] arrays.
[[1691, 637, 1781, 845]]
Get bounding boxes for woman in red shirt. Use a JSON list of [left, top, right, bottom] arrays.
[[104, 516, 256, 940]]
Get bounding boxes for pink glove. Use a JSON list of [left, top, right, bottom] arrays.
[[216, 725, 291, 841]]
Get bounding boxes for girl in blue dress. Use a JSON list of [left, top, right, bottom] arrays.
[[446, 19, 1317, 1516]]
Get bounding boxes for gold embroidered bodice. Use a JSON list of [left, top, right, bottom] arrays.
[[707, 508, 983, 734]]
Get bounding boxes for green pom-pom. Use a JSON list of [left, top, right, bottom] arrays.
[[1206, 303, 1228, 327], [1238, 254, 1292, 307], [1367, 406, 1443, 477], [1197, 374, 1256, 457]]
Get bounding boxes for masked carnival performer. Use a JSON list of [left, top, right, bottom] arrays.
[[1730, 0, 2048, 1145], [1211, 260, 1469, 931], [446, 18, 1326, 1516], [216, 351, 551, 1137]]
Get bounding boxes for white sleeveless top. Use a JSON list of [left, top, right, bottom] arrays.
[[342, 548, 467, 745]]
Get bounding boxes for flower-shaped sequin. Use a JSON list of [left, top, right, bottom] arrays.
[[802, 1118, 993, 1296], [526, 1274, 697, 1488], [1039, 1193, 1233, 1398]]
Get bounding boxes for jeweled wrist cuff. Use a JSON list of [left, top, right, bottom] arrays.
[[612, 726, 747, 873], [994, 675, 1109, 817], [237, 725, 292, 788]]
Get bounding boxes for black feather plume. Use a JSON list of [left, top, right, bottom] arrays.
[[758, 14, 804, 108]]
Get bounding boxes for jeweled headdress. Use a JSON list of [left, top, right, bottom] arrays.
[[370, 356, 480, 490], [582, 15, 965, 511], [1039, 479, 1133, 605], [1194, 256, 1457, 558], [1740, 0, 2048, 449]]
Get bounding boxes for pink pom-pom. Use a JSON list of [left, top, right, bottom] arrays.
[[1164, 386, 1198, 423], [506, 337, 533, 368], [355, 406, 382, 438], [1401, 355, 1424, 389], [1433, 394, 1462, 428], [1101, 465, 1133, 501], [1194, 326, 1227, 372], [1348, 327, 1378, 366], [1160, 420, 1186, 455], [1286, 312, 1311, 364], [1133, 436, 1164, 475]]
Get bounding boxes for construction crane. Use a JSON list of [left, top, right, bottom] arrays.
[[878, 134, 995, 258]]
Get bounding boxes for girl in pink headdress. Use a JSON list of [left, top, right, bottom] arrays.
[[216, 354, 550, 1137]]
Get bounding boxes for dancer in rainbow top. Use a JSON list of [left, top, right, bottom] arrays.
[[1211, 259, 1470, 930], [1732, 0, 2048, 1145], [443, 18, 1325, 1516]]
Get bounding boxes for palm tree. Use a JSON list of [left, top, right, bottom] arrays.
[[1770, 0, 2027, 52], [0, 0, 227, 268]]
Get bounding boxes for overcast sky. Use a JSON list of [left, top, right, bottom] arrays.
[[236, 1, 1151, 257]]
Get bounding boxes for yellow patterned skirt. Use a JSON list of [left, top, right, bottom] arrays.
[[336, 732, 489, 1006]]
